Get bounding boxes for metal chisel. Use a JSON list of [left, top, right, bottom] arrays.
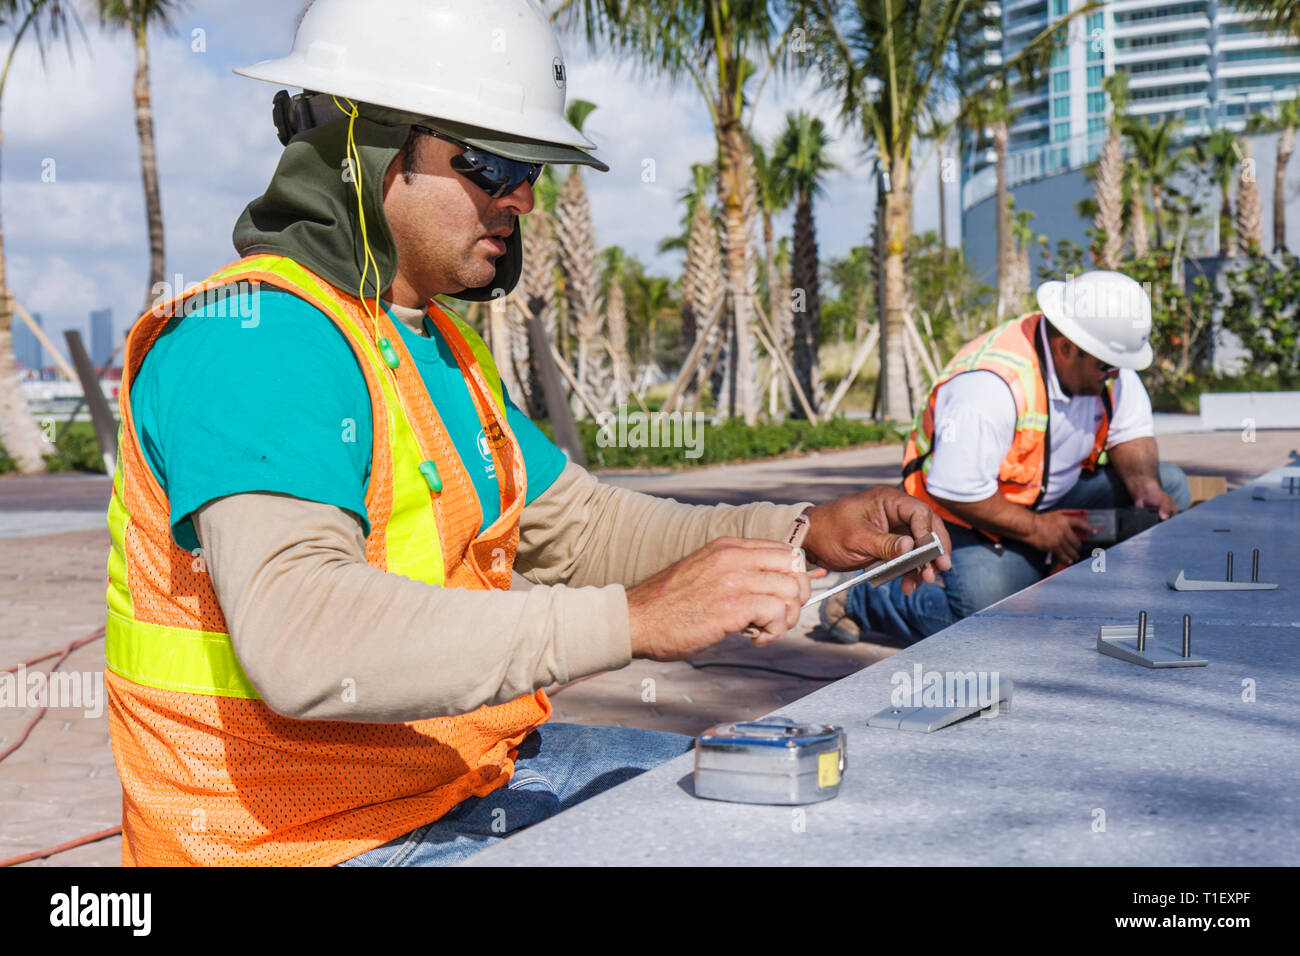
[[802, 530, 946, 610]]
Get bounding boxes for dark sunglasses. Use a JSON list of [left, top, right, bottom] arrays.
[[414, 126, 543, 198]]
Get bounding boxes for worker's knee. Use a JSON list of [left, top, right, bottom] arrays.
[[1158, 461, 1191, 512]]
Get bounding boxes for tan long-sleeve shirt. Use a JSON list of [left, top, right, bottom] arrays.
[[192, 466, 809, 724]]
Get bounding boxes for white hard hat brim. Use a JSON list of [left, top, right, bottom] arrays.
[[1037, 280, 1154, 371], [235, 56, 605, 167]]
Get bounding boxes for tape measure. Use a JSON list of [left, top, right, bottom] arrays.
[[693, 716, 847, 805]]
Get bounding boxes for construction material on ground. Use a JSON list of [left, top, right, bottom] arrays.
[[464, 461, 1300, 866], [1186, 475, 1227, 505], [63, 331, 119, 475], [692, 716, 846, 805]]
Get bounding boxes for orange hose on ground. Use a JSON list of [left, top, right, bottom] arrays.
[[0, 627, 117, 866]]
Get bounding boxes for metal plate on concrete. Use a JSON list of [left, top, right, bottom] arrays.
[[868, 679, 1013, 733], [1168, 570, 1277, 591], [1097, 625, 1208, 668]]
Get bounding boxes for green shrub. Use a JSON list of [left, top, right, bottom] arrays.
[[0, 421, 107, 475], [539, 414, 901, 470]]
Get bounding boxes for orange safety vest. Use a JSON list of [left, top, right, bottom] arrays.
[[104, 254, 550, 866], [901, 312, 1114, 535]]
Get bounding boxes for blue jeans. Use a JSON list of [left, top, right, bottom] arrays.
[[335, 722, 693, 866], [845, 462, 1191, 643]]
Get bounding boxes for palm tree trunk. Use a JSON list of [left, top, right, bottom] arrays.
[[762, 211, 789, 413], [135, 20, 165, 315], [718, 117, 756, 424], [937, 142, 947, 250], [880, 185, 913, 422], [1131, 188, 1150, 258], [792, 191, 822, 418], [555, 169, 602, 405], [994, 120, 1012, 318], [0, 15, 50, 473], [1236, 143, 1263, 254], [1275, 125, 1294, 253], [1094, 131, 1125, 268], [1220, 188, 1236, 258], [1152, 185, 1165, 248]]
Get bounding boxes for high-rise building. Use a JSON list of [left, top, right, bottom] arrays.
[[90, 308, 114, 368], [961, 1, 1300, 274], [13, 311, 44, 373]]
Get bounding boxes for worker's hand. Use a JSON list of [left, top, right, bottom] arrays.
[[626, 537, 813, 661], [1133, 484, 1178, 521], [1028, 510, 1093, 565], [802, 486, 952, 595]]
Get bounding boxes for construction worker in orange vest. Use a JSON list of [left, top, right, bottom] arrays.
[[104, 0, 951, 867], [820, 271, 1189, 645]]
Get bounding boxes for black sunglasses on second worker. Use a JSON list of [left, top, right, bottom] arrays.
[[414, 125, 544, 199]]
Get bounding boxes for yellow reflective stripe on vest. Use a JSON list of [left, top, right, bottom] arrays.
[[442, 306, 506, 416], [106, 609, 260, 699], [106, 433, 134, 622], [239, 256, 444, 585]]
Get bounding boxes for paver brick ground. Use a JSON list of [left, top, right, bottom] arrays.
[[2, 432, 1296, 866]]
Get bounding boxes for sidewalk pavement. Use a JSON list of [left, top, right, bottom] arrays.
[[2, 429, 1297, 866]]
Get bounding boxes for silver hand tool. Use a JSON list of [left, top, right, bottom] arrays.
[[803, 530, 946, 610]]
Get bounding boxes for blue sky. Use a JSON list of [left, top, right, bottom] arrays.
[[3, 0, 958, 349]]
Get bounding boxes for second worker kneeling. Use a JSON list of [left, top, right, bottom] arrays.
[[821, 270, 1190, 645]]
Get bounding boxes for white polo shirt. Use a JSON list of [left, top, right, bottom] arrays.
[[924, 320, 1154, 510]]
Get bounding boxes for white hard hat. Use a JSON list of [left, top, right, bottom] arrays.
[[1036, 270, 1154, 370], [234, 0, 607, 169]]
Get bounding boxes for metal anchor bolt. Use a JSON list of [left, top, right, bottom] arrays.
[[1137, 610, 1147, 652], [1252, 549, 1260, 583], [1226, 551, 1234, 582], [1182, 615, 1191, 659]]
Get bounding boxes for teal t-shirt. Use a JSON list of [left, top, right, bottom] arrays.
[[131, 287, 566, 552]]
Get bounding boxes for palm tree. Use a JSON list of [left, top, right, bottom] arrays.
[[561, 0, 795, 425], [1125, 157, 1150, 258], [0, 0, 77, 474], [799, 0, 1092, 421], [1093, 73, 1127, 269], [966, 81, 1017, 317], [517, 191, 560, 419], [678, 168, 725, 403], [1245, 96, 1300, 253], [600, 244, 631, 404], [553, 99, 603, 410], [1121, 113, 1192, 248], [1193, 128, 1240, 258], [633, 272, 672, 378], [1235, 136, 1263, 254], [1008, 202, 1044, 311], [771, 109, 835, 415], [1274, 97, 1299, 253], [1241, 0, 1300, 38], [97, 1, 181, 315]]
